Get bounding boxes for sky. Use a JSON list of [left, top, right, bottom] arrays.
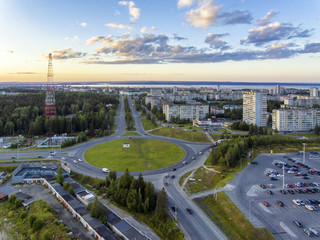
[[0, 0, 320, 83]]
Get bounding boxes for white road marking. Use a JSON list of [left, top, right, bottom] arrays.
[[280, 221, 297, 238]]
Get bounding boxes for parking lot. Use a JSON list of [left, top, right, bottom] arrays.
[[229, 152, 320, 240]]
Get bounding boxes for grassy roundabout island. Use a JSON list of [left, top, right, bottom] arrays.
[[84, 138, 185, 171]]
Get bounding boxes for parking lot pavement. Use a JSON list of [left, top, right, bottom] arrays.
[[12, 184, 93, 240], [227, 153, 320, 240]]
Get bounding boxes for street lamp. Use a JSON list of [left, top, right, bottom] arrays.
[[302, 143, 306, 164]]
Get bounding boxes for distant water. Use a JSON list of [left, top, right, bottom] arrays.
[[69, 81, 320, 90]]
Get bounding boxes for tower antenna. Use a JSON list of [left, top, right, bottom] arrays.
[[44, 53, 56, 118]]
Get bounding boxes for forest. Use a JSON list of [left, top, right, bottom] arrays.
[[0, 91, 119, 137]]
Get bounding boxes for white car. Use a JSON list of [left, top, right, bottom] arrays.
[[102, 168, 109, 173], [199, 152, 202, 155], [78, 158, 83, 162], [305, 205, 317, 211], [73, 160, 78, 163], [61, 157, 65, 160]]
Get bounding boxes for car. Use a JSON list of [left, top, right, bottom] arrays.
[[11, 156, 16, 159], [309, 227, 320, 236], [186, 208, 193, 214], [260, 184, 266, 189], [78, 158, 83, 162], [165, 173, 169, 178], [73, 160, 78, 163], [280, 189, 286, 195], [267, 184, 274, 188], [198, 152, 202, 155], [191, 156, 195, 160], [171, 175, 176, 179], [171, 206, 178, 212], [182, 161, 188, 165], [288, 189, 295, 194], [305, 205, 318, 211], [172, 168, 177, 171], [263, 201, 270, 207], [293, 199, 301, 206], [293, 220, 303, 228], [251, 161, 258, 165], [102, 168, 109, 173], [266, 190, 273, 195], [165, 182, 169, 186], [61, 157, 65, 160], [276, 200, 284, 207], [38, 155, 43, 158], [304, 229, 314, 237]]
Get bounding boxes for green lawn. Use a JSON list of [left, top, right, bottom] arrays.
[[122, 132, 141, 136], [170, 123, 204, 130], [209, 133, 223, 141], [291, 133, 319, 138], [84, 138, 185, 171], [149, 127, 210, 142], [141, 118, 161, 131], [195, 192, 274, 240]]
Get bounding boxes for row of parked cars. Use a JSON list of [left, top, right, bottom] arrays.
[[293, 220, 319, 237]]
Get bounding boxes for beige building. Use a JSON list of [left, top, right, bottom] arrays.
[[272, 108, 320, 132], [163, 102, 209, 122], [243, 91, 267, 127]]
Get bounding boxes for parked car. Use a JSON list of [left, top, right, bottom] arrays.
[[102, 168, 109, 173], [304, 229, 313, 237], [293, 220, 303, 228], [309, 227, 319, 236], [276, 200, 284, 207], [263, 201, 270, 207]]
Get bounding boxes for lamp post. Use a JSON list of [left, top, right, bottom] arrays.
[[302, 143, 306, 164]]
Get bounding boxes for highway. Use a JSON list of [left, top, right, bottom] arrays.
[[0, 95, 228, 240]]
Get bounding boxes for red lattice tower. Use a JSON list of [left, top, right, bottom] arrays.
[[44, 53, 56, 118]]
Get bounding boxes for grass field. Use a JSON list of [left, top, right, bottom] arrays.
[[209, 133, 223, 141], [122, 132, 141, 136], [169, 123, 204, 130], [195, 192, 274, 240], [291, 133, 319, 138], [141, 118, 161, 131], [84, 138, 185, 171], [149, 127, 210, 142]]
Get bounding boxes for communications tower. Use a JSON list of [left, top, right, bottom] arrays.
[[45, 53, 56, 118]]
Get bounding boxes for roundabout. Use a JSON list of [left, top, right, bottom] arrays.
[[84, 138, 185, 171]]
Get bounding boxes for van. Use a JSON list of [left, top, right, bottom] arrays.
[[188, 178, 196, 181]]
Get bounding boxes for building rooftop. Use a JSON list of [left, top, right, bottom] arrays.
[[15, 192, 36, 206], [114, 220, 147, 240]]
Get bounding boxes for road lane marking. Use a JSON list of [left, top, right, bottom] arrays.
[[280, 221, 297, 238]]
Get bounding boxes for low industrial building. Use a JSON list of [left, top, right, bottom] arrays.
[[15, 192, 36, 206], [0, 172, 9, 185]]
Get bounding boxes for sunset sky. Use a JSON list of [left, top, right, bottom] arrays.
[[1, 0, 320, 83]]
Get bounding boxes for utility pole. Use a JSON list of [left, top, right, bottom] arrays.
[[303, 143, 306, 164], [282, 161, 285, 189]]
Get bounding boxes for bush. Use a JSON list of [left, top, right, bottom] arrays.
[[42, 230, 52, 240], [32, 218, 44, 231], [29, 215, 37, 227]]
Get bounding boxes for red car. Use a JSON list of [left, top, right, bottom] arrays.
[[294, 173, 301, 176], [263, 201, 270, 207]]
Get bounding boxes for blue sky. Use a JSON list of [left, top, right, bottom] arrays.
[[0, 0, 320, 82]]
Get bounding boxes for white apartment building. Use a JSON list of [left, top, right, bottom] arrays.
[[284, 96, 320, 108], [272, 108, 320, 132], [163, 103, 209, 122], [310, 87, 319, 97], [243, 91, 267, 127]]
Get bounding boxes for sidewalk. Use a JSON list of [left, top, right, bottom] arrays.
[[99, 198, 161, 240]]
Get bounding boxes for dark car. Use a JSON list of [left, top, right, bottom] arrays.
[[171, 175, 176, 179], [38, 155, 43, 158], [260, 184, 266, 189], [251, 161, 258, 165], [172, 168, 177, 171], [293, 220, 303, 228], [11, 156, 16, 159], [266, 190, 273, 195], [171, 206, 178, 212], [186, 208, 193, 214], [276, 200, 284, 207]]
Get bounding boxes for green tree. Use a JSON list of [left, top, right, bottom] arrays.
[[155, 188, 168, 221], [56, 166, 64, 185], [315, 124, 319, 135], [90, 195, 100, 218]]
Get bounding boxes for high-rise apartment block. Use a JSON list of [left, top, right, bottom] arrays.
[[310, 87, 319, 97], [243, 91, 267, 127], [272, 108, 320, 131]]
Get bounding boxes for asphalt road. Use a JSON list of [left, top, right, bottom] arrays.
[[0, 95, 228, 240]]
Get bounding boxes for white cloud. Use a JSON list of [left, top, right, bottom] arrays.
[[80, 22, 87, 27], [119, 1, 140, 22], [186, 0, 222, 29], [114, 10, 120, 16], [151, 26, 157, 31], [64, 37, 69, 40], [140, 27, 147, 33], [105, 23, 133, 30], [257, 10, 277, 26], [178, 0, 194, 8], [7, 50, 14, 54]]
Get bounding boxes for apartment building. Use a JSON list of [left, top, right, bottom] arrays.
[[243, 91, 267, 127], [272, 108, 320, 132], [163, 102, 209, 122]]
